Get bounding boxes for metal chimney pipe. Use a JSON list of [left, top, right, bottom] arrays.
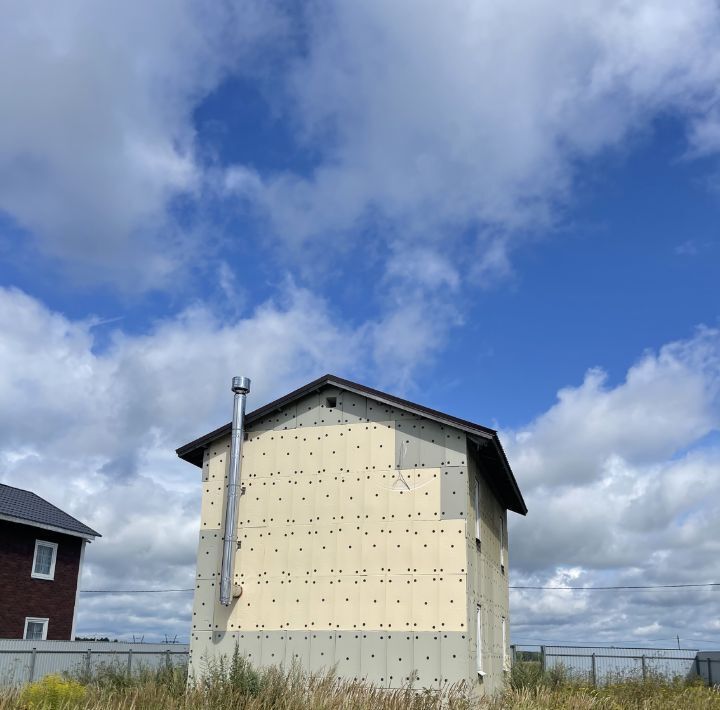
[[219, 376, 251, 606]]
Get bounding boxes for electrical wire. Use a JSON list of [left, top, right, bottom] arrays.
[[510, 582, 720, 590], [80, 582, 720, 594]]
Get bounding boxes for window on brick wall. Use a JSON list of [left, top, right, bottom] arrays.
[[32, 540, 58, 580], [24, 617, 48, 640]]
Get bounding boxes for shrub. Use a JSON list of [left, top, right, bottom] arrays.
[[19, 674, 86, 709]]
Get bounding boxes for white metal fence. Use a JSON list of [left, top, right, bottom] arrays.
[[0, 640, 188, 686]]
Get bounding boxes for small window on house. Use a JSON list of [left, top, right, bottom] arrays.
[[476, 604, 484, 675], [474, 475, 481, 544], [32, 540, 58, 580], [499, 514, 505, 573], [24, 617, 48, 640], [325, 396, 337, 409]]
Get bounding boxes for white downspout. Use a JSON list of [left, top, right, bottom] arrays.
[[71, 538, 87, 639]]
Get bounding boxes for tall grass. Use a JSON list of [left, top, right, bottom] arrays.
[[1, 655, 718, 709]]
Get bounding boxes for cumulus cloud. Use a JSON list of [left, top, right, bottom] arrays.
[[4, 0, 719, 294], [0, 0, 283, 286], [229, 0, 720, 273], [0, 282, 475, 638], [508, 328, 720, 488], [2, 287, 719, 646], [505, 329, 720, 647], [219, 1, 720, 383], [0, 285, 360, 639]]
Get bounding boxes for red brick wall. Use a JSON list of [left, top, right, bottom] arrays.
[[0, 520, 82, 639]]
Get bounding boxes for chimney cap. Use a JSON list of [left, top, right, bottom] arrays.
[[231, 376, 251, 394]]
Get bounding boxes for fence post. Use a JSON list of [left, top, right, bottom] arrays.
[[540, 646, 546, 675], [510, 645, 516, 665], [591, 653, 597, 687], [127, 648, 133, 677], [696, 656, 701, 680], [29, 648, 37, 683], [709, 658, 714, 687], [85, 649, 92, 679], [641, 655, 647, 681]]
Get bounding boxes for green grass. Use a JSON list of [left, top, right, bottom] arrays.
[[2, 656, 718, 709]]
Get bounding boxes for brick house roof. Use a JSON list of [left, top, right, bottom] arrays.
[[0, 484, 100, 539]]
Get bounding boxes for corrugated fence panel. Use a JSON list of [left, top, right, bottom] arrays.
[[0, 640, 188, 687]]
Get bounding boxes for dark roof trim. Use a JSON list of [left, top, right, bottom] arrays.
[[176, 374, 527, 514], [177, 374, 496, 461], [468, 434, 527, 516], [0, 513, 98, 540]]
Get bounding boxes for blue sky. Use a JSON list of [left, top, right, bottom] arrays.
[[1, 0, 719, 648]]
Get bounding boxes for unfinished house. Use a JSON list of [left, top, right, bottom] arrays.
[[176, 375, 526, 694]]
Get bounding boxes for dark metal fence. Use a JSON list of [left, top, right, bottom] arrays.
[[511, 644, 719, 687]]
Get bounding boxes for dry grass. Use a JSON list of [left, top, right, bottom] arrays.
[[1, 656, 718, 709]]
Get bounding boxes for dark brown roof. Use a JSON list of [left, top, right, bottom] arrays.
[[0, 484, 100, 538], [176, 374, 527, 515]]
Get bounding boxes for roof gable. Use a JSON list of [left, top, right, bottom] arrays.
[[0, 484, 100, 539], [176, 374, 527, 515]]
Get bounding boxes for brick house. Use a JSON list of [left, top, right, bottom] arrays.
[[0, 484, 100, 640]]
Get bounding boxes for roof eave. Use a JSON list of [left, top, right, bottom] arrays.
[[0, 512, 100, 540]]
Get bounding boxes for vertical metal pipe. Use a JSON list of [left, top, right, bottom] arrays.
[[220, 376, 251, 606]]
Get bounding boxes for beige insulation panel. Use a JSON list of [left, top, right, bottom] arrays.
[[189, 388, 510, 694]]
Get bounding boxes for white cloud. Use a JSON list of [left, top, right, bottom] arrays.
[[0, 284, 361, 639], [228, 0, 720, 276], [0, 283, 462, 638], [4, 0, 720, 297], [0, 0, 283, 286], [507, 328, 720, 488], [2, 287, 720, 646], [505, 328, 720, 646]]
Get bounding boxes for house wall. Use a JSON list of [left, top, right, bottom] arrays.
[[189, 386, 509, 694], [467, 446, 510, 696], [0, 520, 82, 640]]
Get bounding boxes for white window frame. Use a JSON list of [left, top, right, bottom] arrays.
[[474, 475, 481, 543], [499, 514, 505, 572], [31, 540, 58, 580], [476, 604, 484, 676], [23, 617, 49, 641]]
